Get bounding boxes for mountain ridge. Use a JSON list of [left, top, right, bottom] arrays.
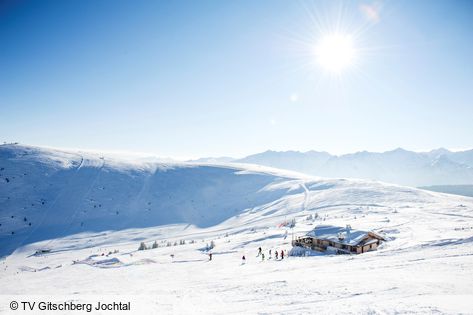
[[235, 148, 473, 187]]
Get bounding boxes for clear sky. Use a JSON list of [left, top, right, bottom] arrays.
[[1, 0, 472, 158]]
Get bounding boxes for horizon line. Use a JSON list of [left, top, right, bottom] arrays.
[[1, 142, 472, 162]]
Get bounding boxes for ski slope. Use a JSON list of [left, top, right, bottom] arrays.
[[1, 144, 473, 314], [0, 144, 307, 257]]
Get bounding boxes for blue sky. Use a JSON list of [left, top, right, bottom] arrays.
[[1, 0, 472, 158]]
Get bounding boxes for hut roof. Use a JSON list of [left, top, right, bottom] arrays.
[[306, 225, 385, 246]]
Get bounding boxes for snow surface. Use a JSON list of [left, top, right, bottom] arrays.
[[1, 144, 473, 314]]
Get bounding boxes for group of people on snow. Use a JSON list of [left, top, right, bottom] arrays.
[[173, 246, 287, 263], [205, 247, 287, 263], [255, 247, 286, 261]]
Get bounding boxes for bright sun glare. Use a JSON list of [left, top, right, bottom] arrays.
[[314, 33, 356, 74]]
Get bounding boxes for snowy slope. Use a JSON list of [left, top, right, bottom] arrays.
[[0, 144, 305, 257], [1, 144, 473, 314]]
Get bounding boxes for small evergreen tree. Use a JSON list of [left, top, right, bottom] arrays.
[[289, 218, 296, 228], [152, 241, 158, 249], [138, 242, 147, 251]]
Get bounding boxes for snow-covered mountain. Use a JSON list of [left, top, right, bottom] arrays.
[[236, 148, 473, 187], [0, 144, 303, 257], [1, 144, 473, 313]]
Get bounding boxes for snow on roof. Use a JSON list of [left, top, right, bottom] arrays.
[[306, 225, 382, 246]]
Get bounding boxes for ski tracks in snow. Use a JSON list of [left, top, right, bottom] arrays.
[[300, 182, 310, 211]]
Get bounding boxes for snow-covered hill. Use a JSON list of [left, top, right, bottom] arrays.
[[236, 148, 473, 187], [0, 144, 306, 257], [1, 144, 473, 314]]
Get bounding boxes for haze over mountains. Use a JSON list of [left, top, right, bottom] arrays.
[[207, 148, 473, 187]]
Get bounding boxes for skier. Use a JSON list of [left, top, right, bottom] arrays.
[[242, 255, 246, 264], [281, 250, 284, 260], [257, 247, 262, 257], [209, 253, 213, 261], [269, 249, 272, 259], [261, 253, 265, 261], [275, 251, 279, 260]]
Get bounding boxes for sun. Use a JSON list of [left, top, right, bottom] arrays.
[[314, 33, 356, 74]]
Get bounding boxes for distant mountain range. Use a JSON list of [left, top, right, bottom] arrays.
[[195, 148, 473, 187]]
